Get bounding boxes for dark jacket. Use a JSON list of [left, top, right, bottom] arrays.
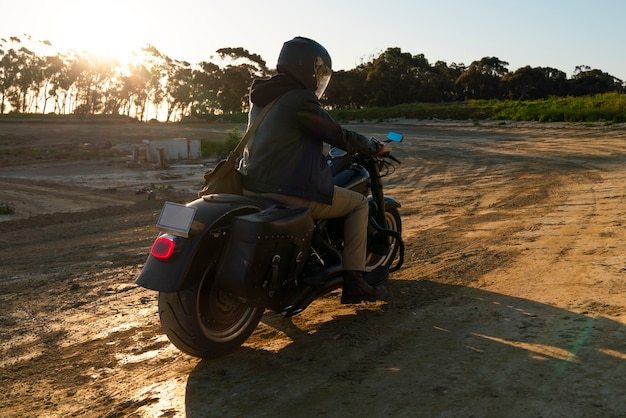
[[238, 74, 376, 204]]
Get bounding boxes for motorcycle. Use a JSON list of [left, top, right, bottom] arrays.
[[136, 131, 405, 358]]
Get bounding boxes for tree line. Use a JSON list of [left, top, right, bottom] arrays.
[[1, 35, 624, 121]]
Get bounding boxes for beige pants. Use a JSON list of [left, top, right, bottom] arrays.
[[243, 186, 368, 271]]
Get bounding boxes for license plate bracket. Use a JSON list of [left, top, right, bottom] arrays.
[[155, 202, 197, 237]]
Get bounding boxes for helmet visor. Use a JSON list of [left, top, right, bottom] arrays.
[[314, 56, 332, 99]]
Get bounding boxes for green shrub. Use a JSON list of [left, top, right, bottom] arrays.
[[0, 201, 15, 215], [201, 127, 243, 157]]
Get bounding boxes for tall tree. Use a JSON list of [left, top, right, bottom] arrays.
[[419, 61, 466, 102], [455, 57, 509, 99], [570, 65, 624, 96], [0, 43, 19, 114], [163, 58, 194, 121], [363, 47, 430, 106], [190, 61, 220, 117], [215, 47, 271, 113], [3, 45, 40, 113], [40, 54, 65, 114], [501, 66, 568, 99], [325, 68, 368, 108]]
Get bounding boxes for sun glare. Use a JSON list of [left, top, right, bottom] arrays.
[[56, 4, 150, 64], [78, 34, 141, 64]]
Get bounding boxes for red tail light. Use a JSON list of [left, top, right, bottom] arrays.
[[151, 235, 176, 260]]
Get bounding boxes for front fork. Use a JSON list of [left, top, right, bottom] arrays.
[[364, 159, 386, 224], [364, 159, 404, 272]]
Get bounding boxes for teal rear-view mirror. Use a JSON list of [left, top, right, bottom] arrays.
[[387, 132, 403, 142]]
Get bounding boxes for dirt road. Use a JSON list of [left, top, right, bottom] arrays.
[[1, 121, 625, 417]]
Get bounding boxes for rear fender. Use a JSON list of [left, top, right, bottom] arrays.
[[136, 194, 263, 292]]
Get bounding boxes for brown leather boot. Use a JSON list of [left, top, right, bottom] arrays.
[[341, 270, 387, 304]]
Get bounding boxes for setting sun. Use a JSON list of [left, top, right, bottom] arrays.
[[66, 5, 150, 61]]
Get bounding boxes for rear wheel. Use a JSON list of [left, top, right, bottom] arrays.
[[366, 207, 402, 271], [158, 250, 263, 359]]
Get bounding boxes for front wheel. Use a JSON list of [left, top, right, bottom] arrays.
[[158, 252, 264, 359], [366, 207, 402, 271]]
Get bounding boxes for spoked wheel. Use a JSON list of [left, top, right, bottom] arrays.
[[366, 207, 402, 271], [158, 253, 264, 359]]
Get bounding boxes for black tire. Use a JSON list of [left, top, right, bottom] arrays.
[[158, 249, 264, 359], [366, 206, 402, 271]]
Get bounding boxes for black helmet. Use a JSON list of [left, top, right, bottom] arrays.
[[277, 36, 333, 98]]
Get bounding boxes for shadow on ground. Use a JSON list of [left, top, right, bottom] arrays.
[[185, 280, 626, 417]]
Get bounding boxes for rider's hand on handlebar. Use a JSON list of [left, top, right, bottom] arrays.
[[370, 137, 392, 157], [377, 142, 392, 157]]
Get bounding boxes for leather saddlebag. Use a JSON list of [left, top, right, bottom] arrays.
[[215, 205, 314, 300]]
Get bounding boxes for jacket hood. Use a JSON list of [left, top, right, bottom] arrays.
[[250, 74, 306, 106]]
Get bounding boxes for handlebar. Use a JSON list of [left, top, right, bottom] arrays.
[[388, 154, 401, 164], [370, 137, 400, 165]]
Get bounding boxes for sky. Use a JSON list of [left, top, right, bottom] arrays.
[[3, 0, 626, 81]]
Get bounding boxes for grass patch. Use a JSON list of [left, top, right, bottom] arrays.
[[490, 93, 626, 122], [201, 127, 242, 157], [0, 201, 15, 215], [329, 92, 626, 123]]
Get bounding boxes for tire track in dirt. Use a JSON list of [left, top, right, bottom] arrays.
[[0, 177, 139, 220], [479, 165, 626, 316]]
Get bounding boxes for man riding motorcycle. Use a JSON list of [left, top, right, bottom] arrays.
[[238, 36, 391, 304]]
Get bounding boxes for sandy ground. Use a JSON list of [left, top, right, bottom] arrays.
[[0, 120, 625, 417]]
